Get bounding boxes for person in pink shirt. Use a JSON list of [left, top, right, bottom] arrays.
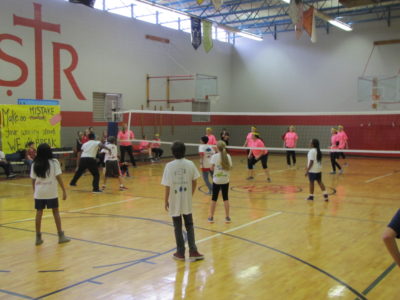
[[329, 128, 343, 174], [150, 133, 163, 162], [243, 126, 257, 155], [138, 135, 151, 160], [337, 125, 349, 166], [247, 133, 271, 182], [206, 128, 217, 145], [117, 123, 137, 167], [283, 125, 298, 168]]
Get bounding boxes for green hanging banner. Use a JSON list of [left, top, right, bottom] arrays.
[[202, 20, 213, 53]]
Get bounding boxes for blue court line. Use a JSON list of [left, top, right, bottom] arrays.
[[3, 212, 366, 299], [87, 280, 103, 285], [93, 258, 156, 268], [355, 263, 396, 299], [78, 212, 366, 300], [0, 289, 34, 299], [0, 225, 160, 255], [34, 248, 176, 299], [38, 270, 64, 273]]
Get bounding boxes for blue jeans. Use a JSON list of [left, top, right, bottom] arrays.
[[202, 170, 213, 193]]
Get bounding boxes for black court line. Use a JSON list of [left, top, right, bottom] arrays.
[[192, 225, 367, 300], [354, 263, 396, 299], [38, 270, 64, 273], [0, 270, 10, 272], [0, 225, 160, 255], [0, 289, 34, 299], [75, 212, 366, 300], [2, 213, 366, 299]]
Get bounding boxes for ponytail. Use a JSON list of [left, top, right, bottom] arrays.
[[311, 139, 322, 163], [217, 141, 231, 170]]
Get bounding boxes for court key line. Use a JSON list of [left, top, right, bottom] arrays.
[[0, 197, 143, 226], [196, 212, 282, 244], [365, 172, 396, 183]]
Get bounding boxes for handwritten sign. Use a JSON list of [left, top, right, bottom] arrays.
[[0, 105, 61, 154]]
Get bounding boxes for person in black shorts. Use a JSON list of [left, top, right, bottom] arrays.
[[101, 136, 127, 191], [31, 143, 70, 245], [383, 209, 400, 267]]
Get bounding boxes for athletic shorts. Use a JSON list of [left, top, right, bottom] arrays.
[[248, 154, 268, 170], [35, 198, 59, 210], [105, 160, 120, 177], [308, 172, 322, 182], [212, 183, 229, 201]]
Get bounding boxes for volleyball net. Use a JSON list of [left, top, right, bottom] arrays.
[[113, 110, 400, 157]]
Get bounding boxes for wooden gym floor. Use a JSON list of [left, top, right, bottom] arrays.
[[0, 154, 399, 299]]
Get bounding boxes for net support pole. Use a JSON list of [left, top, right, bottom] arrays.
[[146, 74, 150, 108], [166, 76, 170, 108], [128, 112, 132, 131], [171, 106, 175, 135], [153, 105, 157, 134], [140, 105, 144, 137], [159, 106, 163, 135]]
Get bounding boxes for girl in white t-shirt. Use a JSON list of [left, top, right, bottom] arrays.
[[199, 136, 215, 194], [209, 141, 232, 223], [305, 139, 329, 202], [101, 136, 127, 191], [31, 143, 70, 246]]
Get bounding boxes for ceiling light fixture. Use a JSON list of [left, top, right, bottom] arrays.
[[328, 18, 353, 31], [134, 0, 263, 41], [237, 31, 263, 41], [315, 10, 353, 31]]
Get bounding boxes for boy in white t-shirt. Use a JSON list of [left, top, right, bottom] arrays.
[[161, 141, 204, 262], [305, 139, 329, 201], [198, 136, 215, 194], [101, 136, 127, 191]]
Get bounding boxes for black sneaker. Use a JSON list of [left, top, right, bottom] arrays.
[[306, 196, 314, 201], [92, 189, 103, 193], [70, 183, 77, 187]]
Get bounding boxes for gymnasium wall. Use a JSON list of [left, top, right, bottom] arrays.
[[0, 0, 233, 147], [231, 20, 400, 113]]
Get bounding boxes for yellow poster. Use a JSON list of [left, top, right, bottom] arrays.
[[0, 105, 61, 154]]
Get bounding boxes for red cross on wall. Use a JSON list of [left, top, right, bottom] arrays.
[[14, 3, 61, 99]]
